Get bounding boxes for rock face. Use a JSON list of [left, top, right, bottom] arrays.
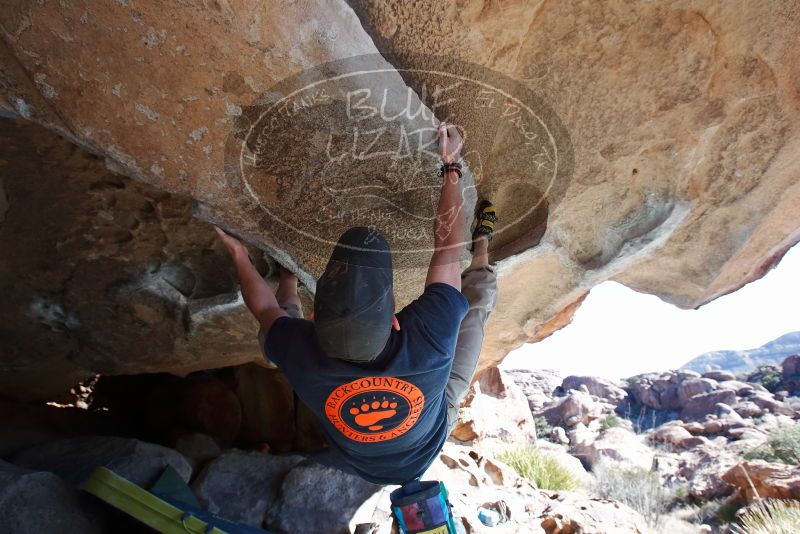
[[680, 390, 737, 421], [721, 460, 800, 501], [505, 369, 562, 413], [10, 436, 192, 487], [560, 376, 628, 404], [541, 390, 605, 428], [649, 424, 707, 450], [451, 367, 536, 444], [1, 1, 800, 396], [425, 442, 647, 534], [570, 427, 654, 471], [0, 460, 105, 533], [0, 119, 272, 399], [537, 494, 647, 534], [781, 354, 800, 394], [266, 461, 382, 534], [192, 450, 305, 527]]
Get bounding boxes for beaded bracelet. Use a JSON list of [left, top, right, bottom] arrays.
[[438, 162, 463, 179]]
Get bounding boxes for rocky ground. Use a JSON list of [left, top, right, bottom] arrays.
[[2, 354, 798, 533]]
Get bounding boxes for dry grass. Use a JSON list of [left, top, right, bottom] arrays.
[[591, 461, 671, 529], [497, 445, 579, 491], [731, 499, 800, 534]]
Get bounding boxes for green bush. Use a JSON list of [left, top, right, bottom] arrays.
[[592, 461, 670, 528], [599, 415, 623, 432], [731, 499, 800, 534], [745, 365, 782, 392], [497, 445, 578, 491], [743, 426, 800, 465], [672, 485, 689, 502], [533, 415, 553, 440]]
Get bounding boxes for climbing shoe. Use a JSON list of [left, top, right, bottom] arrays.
[[471, 199, 497, 250]]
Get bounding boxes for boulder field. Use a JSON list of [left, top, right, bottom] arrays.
[[1, 2, 799, 402]]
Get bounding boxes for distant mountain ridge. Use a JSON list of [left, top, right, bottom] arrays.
[[680, 331, 800, 375]]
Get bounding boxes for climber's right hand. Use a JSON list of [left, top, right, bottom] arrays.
[[438, 121, 463, 165]]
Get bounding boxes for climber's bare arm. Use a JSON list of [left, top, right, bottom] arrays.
[[425, 122, 465, 290], [215, 227, 288, 331]]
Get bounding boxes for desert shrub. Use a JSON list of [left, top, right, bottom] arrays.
[[743, 426, 800, 465], [731, 499, 800, 534], [677, 497, 734, 527], [745, 365, 782, 392], [717, 498, 745, 524], [672, 485, 689, 502], [533, 415, 553, 439], [592, 461, 671, 528], [497, 445, 578, 491], [599, 414, 623, 432]]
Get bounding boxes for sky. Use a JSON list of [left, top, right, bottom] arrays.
[[500, 244, 800, 379]]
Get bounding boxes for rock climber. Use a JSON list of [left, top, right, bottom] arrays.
[[216, 122, 498, 485]]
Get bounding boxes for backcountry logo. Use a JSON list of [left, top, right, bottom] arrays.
[[224, 53, 573, 267], [324, 376, 424, 442]]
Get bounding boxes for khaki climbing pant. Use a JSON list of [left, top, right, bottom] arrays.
[[271, 267, 499, 435], [445, 265, 498, 434]]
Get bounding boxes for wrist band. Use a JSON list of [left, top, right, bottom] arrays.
[[438, 162, 462, 179]]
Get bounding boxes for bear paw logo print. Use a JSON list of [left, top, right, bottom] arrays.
[[350, 399, 399, 430], [325, 376, 425, 442]]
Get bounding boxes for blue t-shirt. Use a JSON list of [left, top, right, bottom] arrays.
[[263, 283, 469, 485]]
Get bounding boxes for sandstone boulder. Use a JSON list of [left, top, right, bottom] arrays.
[[677, 378, 718, 406], [0, 460, 105, 533], [541, 390, 605, 428], [550, 427, 569, 445], [732, 401, 764, 418], [172, 432, 222, 470], [11, 436, 192, 487], [717, 380, 754, 395], [747, 390, 796, 416], [192, 449, 305, 527], [649, 425, 707, 449], [537, 492, 647, 534], [680, 390, 737, 421], [715, 403, 745, 422], [0, 120, 270, 400], [266, 461, 381, 534], [629, 374, 681, 410], [452, 367, 536, 444], [780, 354, 800, 394], [782, 354, 800, 377], [421, 441, 649, 533], [506, 369, 563, 413], [1, 0, 799, 399], [721, 460, 800, 501], [702, 371, 736, 382], [726, 427, 768, 442], [560, 375, 627, 404], [570, 427, 653, 471]]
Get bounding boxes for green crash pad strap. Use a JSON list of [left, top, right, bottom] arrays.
[[82, 466, 226, 534]]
